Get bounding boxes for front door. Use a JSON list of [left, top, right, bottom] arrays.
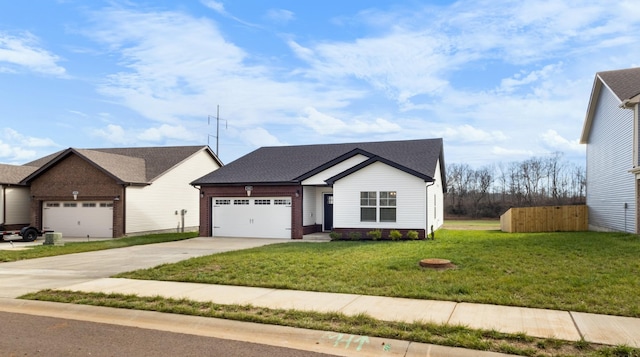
[[323, 194, 333, 231]]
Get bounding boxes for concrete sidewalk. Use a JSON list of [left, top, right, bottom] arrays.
[[0, 298, 514, 357], [58, 277, 640, 348]]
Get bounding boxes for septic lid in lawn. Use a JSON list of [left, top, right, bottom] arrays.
[[419, 258, 455, 270]]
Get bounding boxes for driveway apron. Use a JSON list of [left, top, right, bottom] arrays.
[[0, 237, 288, 298]]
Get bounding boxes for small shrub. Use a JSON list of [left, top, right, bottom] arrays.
[[329, 232, 342, 241], [389, 230, 402, 241], [366, 229, 382, 241], [406, 230, 419, 240], [349, 232, 362, 241]]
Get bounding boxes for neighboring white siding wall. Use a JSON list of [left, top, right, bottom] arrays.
[[428, 158, 445, 231], [2, 186, 31, 225], [333, 162, 426, 230], [586, 87, 636, 233], [126, 150, 220, 234], [301, 155, 369, 185], [302, 186, 316, 226]]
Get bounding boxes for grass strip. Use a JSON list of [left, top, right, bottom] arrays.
[[22, 290, 640, 357], [0, 232, 198, 262]]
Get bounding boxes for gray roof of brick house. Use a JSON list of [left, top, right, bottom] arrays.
[[0, 164, 38, 185], [22, 146, 220, 185], [192, 138, 445, 186]]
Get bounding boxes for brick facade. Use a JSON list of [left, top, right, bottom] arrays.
[[198, 184, 303, 239], [29, 155, 125, 238]]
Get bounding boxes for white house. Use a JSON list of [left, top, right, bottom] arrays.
[[580, 67, 640, 233], [193, 139, 446, 239]]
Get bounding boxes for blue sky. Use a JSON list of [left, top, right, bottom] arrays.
[[1, 1, 638, 167]]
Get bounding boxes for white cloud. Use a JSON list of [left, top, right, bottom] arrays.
[[241, 127, 283, 147], [0, 128, 58, 163], [491, 146, 535, 158], [435, 124, 507, 144], [299, 107, 401, 136], [138, 124, 193, 142], [200, 0, 225, 14], [265, 9, 294, 24], [0, 32, 66, 76], [540, 129, 584, 153], [92, 124, 130, 145]]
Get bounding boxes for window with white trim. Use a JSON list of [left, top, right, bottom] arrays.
[[380, 191, 397, 222], [234, 199, 249, 205], [274, 199, 291, 205], [215, 199, 231, 205], [360, 191, 377, 222], [254, 199, 271, 205]]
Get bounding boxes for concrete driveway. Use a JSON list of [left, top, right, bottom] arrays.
[[0, 237, 289, 298]]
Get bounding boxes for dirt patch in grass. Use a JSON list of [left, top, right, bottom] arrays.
[[442, 219, 501, 230]]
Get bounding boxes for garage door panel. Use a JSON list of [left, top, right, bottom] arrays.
[[213, 197, 291, 239], [43, 201, 113, 238]]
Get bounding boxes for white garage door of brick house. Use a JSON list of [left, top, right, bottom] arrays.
[[43, 201, 113, 238], [212, 197, 291, 239]]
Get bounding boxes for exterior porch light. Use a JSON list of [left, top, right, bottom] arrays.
[[72, 191, 79, 200], [245, 185, 253, 197]]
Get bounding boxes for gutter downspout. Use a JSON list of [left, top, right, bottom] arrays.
[[2, 185, 6, 226], [425, 180, 435, 237]]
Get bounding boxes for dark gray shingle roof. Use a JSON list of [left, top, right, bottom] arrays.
[[193, 138, 444, 185], [597, 67, 640, 101]]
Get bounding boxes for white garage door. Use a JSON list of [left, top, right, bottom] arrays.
[[213, 197, 291, 238], [43, 201, 113, 238]]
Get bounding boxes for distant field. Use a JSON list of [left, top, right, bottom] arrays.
[[442, 219, 500, 230]]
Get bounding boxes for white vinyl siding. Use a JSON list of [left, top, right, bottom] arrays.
[[126, 150, 220, 234], [1, 186, 31, 225], [429, 158, 445, 231], [301, 154, 369, 185], [586, 87, 636, 233], [302, 186, 316, 226], [333, 162, 426, 229]]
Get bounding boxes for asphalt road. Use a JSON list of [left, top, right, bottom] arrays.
[[0, 311, 338, 357]]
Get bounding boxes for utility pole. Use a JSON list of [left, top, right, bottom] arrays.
[[208, 105, 227, 156]]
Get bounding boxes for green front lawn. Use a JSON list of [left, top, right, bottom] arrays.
[[117, 230, 640, 317]]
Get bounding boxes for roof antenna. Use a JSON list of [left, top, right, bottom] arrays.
[[208, 105, 227, 156]]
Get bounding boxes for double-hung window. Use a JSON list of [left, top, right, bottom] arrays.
[[360, 192, 377, 222], [360, 191, 397, 222], [379, 191, 397, 222]]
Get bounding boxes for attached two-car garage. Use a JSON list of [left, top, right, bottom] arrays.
[[212, 197, 291, 239], [43, 201, 114, 238]]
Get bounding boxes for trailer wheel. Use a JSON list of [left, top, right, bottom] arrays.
[[22, 228, 38, 242]]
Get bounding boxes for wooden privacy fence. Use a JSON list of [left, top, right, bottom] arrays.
[[500, 205, 588, 233]]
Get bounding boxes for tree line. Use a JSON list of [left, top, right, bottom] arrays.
[[445, 152, 586, 218]]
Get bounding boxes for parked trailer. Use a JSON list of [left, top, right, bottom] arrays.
[[0, 226, 50, 242]]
